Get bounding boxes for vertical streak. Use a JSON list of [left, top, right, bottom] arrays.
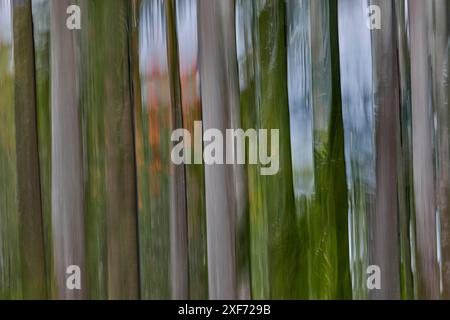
[[175, 0, 210, 299], [31, 0, 55, 299], [129, 0, 143, 299], [394, 0, 416, 299], [409, 0, 440, 299], [338, 0, 374, 299], [0, 0, 21, 299], [311, 0, 352, 299], [12, 0, 46, 299], [370, 0, 401, 299], [100, 0, 139, 299], [165, 0, 189, 299], [327, 0, 353, 299], [50, 0, 86, 300], [430, 0, 450, 298], [198, 0, 239, 299], [135, 0, 172, 299], [236, 0, 269, 299], [285, 0, 314, 298]]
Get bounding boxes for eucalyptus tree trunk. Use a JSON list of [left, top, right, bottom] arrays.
[[101, 0, 139, 298], [165, 0, 189, 300], [11, 0, 47, 299], [338, 0, 404, 300], [77, 0, 139, 299], [198, 0, 250, 299], [409, 0, 440, 299], [50, 0, 86, 300], [285, 0, 314, 298], [31, 0, 55, 299], [394, 0, 416, 300], [175, 0, 209, 299], [236, 0, 268, 298], [369, 0, 401, 299], [0, 0, 21, 299], [338, 0, 374, 299], [236, 0, 299, 299], [285, 0, 351, 299], [428, 0, 450, 299]]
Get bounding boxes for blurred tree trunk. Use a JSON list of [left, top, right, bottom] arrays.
[[31, 0, 56, 299], [50, 0, 86, 300], [338, 0, 374, 299], [394, 0, 416, 300], [370, 0, 401, 299], [103, 0, 139, 300], [78, 0, 139, 299], [198, 0, 244, 299], [285, 0, 352, 299], [165, 0, 189, 300], [429, 0, 450, 299], [132, 0, 172, 299], [236, 0, 299, 299], [175, 0, 209, 300], [0, 0, 21, 299], [409, 0, 440, 299], [12, 0, 47, 299]]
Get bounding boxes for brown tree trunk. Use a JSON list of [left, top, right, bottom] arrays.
[[409, 0, 440, 299], [370, 0, 401, 300], [165, 0, 189, 300], [12, 0, 47, 299]]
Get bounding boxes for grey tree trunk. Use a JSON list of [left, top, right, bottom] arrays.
[[429, 0, 450, 299], [409, 0, 440, 299], [50, 0, 86, 300], [370, 0, 401, 299], [198, 0, 242, 299], [165, 0, 189, 300]]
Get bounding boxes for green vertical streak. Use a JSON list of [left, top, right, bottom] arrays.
[[255, 0, 299, 299], [129, 0, 146, 300], [0, 0, 22, 300], [12, 0, 47, 299], [79, 0, 139, 299], [236, 0, 268, 299], [134, 0, 172, 299], [175, 0, 208, 299], [78, 0, 108, 298], [285, 0, 313, 299], [312, 0, 351, 299], [102, 0, 139, 298], [31, 0, 55, 299], [328, 0, 352, 299], [260, 0, 298, 299], [237, 0, 300, 299], [394, 0, 416, 300], [285, 0, 351, 299]]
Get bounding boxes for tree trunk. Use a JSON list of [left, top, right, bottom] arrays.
[[409, 0, 440, 299], [198, 0, 242, 299], [50, 0, 86, 300]]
